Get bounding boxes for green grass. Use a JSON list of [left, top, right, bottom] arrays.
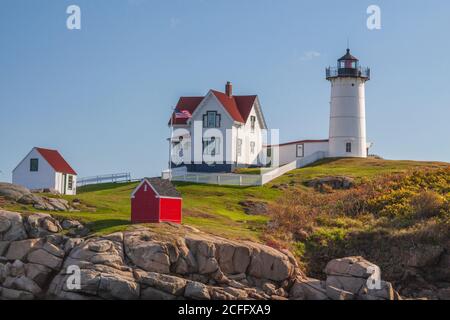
[[269, 157, 448, 187], [4, 158, 448, 240]]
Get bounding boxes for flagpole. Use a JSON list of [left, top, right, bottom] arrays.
[[169, 107, 174, 181]]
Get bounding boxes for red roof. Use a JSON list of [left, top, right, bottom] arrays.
[[169, 96, 204, 125], [36, 148, 77, 175], [169, 90, 257, 125]]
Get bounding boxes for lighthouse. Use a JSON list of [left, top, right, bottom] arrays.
[[326, 49, 370, 158]]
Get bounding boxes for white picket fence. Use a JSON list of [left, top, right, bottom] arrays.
[[165, 151, 327, 186]]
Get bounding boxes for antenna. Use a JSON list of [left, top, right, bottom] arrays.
[[347, 38, 350, 50]]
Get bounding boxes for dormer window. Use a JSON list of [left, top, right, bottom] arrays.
[[203, 111, 221, 128], [250, 116, 256, 132]]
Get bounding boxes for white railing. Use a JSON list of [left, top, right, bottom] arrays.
[[77, 172, 131, 187], [171, 172, 262, 186], [164, 151, 327, 186]]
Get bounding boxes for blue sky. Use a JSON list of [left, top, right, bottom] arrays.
[[1, 0, 449, 181]]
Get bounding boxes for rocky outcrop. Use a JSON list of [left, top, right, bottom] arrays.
[[238, 201, 269, 215], [0, 210, 402, 300], [306, 176, 355, 191], [290, 256, 401, 300], [0, 183, 74, 212]]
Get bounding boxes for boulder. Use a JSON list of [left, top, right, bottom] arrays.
[[306, 176, 354, 190], [0, 183, 31, 201], [0, 211, 28, 241], [98, 274, 140, 300], [238, 201, 269, 215], [25, 213, 62, 238], [289, 278, 328, 300], [5, 275, 42, 296], [17, 193, 46, 207], [325, 256, 376, 278], [88, 240, 112, 253], [358, 280, 395, 300], [141, 286, 177, 300], [324, 256, 399, 300], [134, 269, 187, 295], [246, 242, 293, 281], [10, 260, 25, 277], [27, 249, 63, 270], [326, 275, 366, 294], [6, 239, 42, 261], [46, 198, 69, 211], [24, 263, 53, 287], [0, 286, 35, 300], [42, 242, 65, 258], [0, 241, 10, 256], [124, 232, 171, 274], [184, 281, 211, 300], [61, 219, 82, 230], [326, 285, 355, 300]]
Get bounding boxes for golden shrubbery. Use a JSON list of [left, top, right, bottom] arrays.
[[267, 167, 450, 243]]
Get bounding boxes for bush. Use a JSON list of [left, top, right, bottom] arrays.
[[410, 190, 445, 218]]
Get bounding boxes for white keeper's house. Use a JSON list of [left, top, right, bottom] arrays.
[[12, 147, 78, 195], [169, 81, 268, 172], [168, 48, 372, 173]]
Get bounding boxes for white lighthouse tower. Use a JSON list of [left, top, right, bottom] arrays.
[[326, 49, 370, 158]]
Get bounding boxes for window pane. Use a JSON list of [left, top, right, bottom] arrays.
[[68, 176, 73, 190], [30, 159, 38, 172], [207, 112, 216, 127]]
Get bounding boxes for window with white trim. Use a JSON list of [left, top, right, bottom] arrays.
[[250, 141, 256, 154], [67, 175, 73, 190]]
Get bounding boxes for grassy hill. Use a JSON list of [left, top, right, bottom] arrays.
[[4, 157, 447, 240], [3, 157, 449, 297]]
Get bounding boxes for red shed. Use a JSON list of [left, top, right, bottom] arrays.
[[131, 178, 182, 224]]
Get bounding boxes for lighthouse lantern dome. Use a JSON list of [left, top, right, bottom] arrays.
[[338, 49, 359, 69]]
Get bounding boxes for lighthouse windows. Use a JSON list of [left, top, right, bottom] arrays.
[[346, 143, 352, 153]]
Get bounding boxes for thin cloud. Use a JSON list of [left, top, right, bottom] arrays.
[[299, 51, 321, 61]]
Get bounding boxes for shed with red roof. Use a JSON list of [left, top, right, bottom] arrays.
[[12, 147, 78, 195], [131, 178, 182, 224]]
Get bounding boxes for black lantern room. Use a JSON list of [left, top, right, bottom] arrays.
[[326, 48, 370, 80]]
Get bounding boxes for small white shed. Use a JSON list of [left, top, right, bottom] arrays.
[[12, 147, 78, 195]]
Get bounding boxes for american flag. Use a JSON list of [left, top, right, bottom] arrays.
[[174, 108, 192, 119]]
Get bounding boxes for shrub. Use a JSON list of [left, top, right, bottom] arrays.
[[410, 190, 445, 218]]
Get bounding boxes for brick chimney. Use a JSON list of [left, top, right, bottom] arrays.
[[225, 81, 232, 97]]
